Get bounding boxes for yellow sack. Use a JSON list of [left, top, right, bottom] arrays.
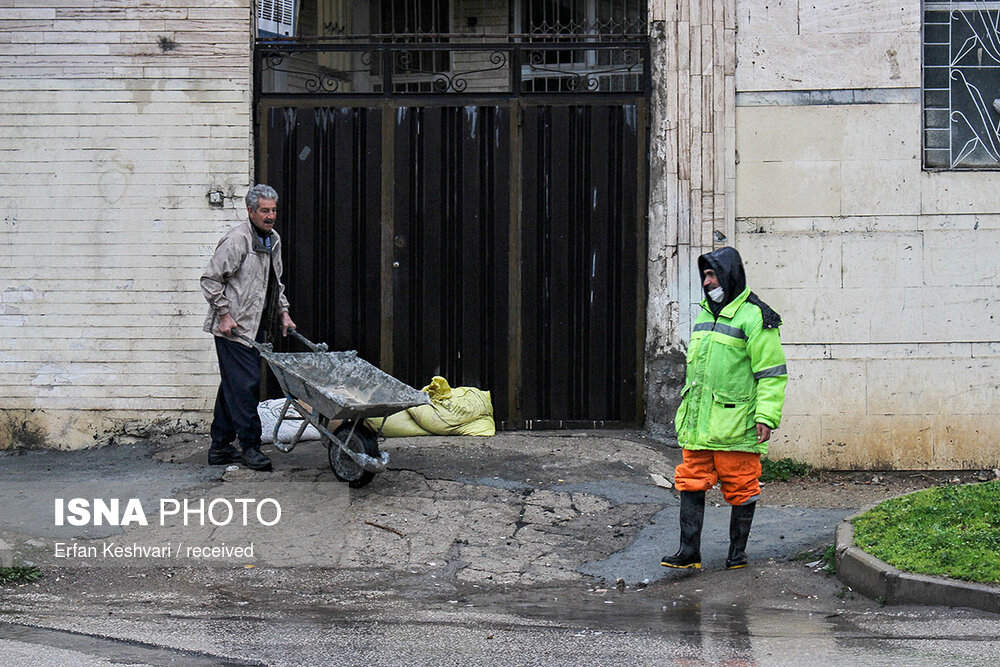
[[367, 376, 495, 437], [369, 409, 433, 437]]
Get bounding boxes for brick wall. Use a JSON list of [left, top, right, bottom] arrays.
[[0, 1, 254, 448]]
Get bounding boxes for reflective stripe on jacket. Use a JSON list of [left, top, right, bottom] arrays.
[[674, 286, 787, 454], [201, 221, 289, 347]]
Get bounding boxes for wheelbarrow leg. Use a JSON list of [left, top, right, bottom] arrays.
[[272, 396, 312, 454]]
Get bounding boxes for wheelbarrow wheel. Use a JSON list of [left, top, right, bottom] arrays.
[[329, 422, 379, 488]]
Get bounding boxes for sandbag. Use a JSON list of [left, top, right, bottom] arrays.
[[367, 376, 495, 437], [370, 408, 433, 437]]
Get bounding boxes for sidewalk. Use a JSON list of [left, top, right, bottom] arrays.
[[4, 432, 999, 666]]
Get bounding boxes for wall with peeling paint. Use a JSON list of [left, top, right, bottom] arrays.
[[645, 0, 1000, 468], [644, 0, 737, 441], [0, 2, 253, 449]]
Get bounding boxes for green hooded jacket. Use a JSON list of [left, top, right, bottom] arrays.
[[675, 247, 788, 454]]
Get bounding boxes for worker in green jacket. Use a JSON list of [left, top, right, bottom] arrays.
[[662, 246, 787, 570]]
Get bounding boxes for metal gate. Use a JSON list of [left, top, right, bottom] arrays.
[[256, 38, 648, 428]]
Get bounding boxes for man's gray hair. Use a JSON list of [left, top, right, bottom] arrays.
[[245, 184, 279, 212]]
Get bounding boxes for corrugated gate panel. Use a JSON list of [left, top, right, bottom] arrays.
[[265, 106, 383, 365], [261, 101, 640, 426], [519, 104, 639, 424], [391, 106, 510, 416]]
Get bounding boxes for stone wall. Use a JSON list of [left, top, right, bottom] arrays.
[[645, 0, 736, 439], [736, 0, 1000, 468], [646, 0, 1000, 468]]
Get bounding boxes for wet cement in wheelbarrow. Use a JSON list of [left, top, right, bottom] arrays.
[[274, 351, 425, 408]]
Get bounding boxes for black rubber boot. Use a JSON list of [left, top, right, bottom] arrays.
[[661, 491, 705, 569], [725, 502, 756, 569]]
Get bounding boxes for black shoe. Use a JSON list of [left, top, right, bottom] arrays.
[[208, 446, 242, 465], [661, 490, 705, 570], [241, 447, 273, 471], [725, 502, 757, 569]]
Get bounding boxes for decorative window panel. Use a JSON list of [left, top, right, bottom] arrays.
[[924, 1, 1000, 169], [516, 0, 646, 93]]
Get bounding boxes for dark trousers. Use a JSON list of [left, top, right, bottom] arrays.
[[211, 334, 263, 452]]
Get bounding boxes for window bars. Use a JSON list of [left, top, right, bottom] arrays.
[[257, 43, 648, 95]]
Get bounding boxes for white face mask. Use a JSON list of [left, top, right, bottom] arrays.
[[708, 286, 725, 302]]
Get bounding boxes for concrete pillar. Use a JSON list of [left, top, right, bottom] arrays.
[[644, 0, 737, 435]]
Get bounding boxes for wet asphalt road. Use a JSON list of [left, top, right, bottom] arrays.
[[1, 432, 999, 665], [3, 585, 999, 667]]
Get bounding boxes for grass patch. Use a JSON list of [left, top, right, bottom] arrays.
[[852, 480, 1000, 585], [0, 566, 42, 585], [793, 544, 837, 574], [820, 544, 836, 575], [760, 456, 813, 482]]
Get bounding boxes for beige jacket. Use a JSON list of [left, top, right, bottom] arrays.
[[201, 221, 290, 347]]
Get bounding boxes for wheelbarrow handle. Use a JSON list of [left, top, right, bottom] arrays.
[[233, 330, 328, 353], [233, 332, 268, 351], [288, 328, 328, 352]]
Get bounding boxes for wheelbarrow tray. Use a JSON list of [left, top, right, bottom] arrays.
[[263, 349, 429, 421]]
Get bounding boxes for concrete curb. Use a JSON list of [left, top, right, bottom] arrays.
[[835, 503, 1000, 614], [0, 538, 13, 568]]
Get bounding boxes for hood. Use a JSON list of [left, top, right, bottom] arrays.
[[698, 246, 746, 315]]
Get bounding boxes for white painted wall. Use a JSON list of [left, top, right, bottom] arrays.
[[0, 1, 254, 448], [7, 0, 995, 468], [734, 0, 1000, 468]]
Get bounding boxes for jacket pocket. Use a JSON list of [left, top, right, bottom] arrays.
[[673, 385, 691, 437], [707, 390, 754, 444]]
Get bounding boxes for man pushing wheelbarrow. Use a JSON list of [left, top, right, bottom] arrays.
[[200, 184, 428, 486], [200, 184, 296, 472]]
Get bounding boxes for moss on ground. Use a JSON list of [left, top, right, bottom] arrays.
[[0, 566, 42, 585], [852, 480, 1000, 585]]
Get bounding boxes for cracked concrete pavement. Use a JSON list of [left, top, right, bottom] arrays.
[[2, 431, 843, 587], [3, 432, 1000, 666]]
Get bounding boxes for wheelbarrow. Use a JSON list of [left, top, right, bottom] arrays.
[[238, 330, 429, 487]]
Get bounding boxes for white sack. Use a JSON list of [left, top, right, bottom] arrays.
[[258, 398, 321, 443]]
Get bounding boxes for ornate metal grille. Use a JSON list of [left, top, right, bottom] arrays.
[[256, 0, 647, 97], [258, 43, 647, 95], [516, 0, 645, 91], [924, 1, 1000, 169], [374, 0, 450, 92], [518, 0, 645, 36]]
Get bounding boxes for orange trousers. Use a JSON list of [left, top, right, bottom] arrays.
[[674, 449, 762, 506]]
